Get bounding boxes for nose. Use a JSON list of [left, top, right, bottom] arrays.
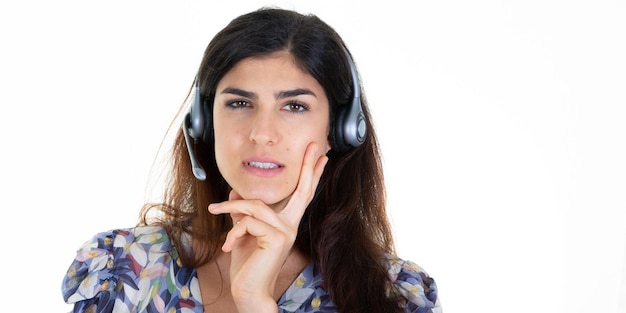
[[249, 109, 280, 145]]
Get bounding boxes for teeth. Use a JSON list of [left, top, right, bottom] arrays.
[[248, 161, 279, 169]]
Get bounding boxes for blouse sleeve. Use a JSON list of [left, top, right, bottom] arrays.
[[387, 256, 443, 313], [61, 229, 126, 312], [62, 226, 203, 313]]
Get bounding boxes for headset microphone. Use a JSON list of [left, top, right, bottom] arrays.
[[182, 81, 207, 180]]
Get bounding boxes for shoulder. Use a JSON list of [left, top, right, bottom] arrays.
[[61, 225, 202, 312], [385, 254, 443, 313]]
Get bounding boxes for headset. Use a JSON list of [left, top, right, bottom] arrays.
[[182, 48, 366, 181]]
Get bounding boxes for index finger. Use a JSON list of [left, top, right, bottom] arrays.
[[281, 142, 329, 226]]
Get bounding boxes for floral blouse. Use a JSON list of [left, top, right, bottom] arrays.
[[62, 226, 441, 312]]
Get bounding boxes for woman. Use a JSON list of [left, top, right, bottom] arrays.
[[62, 7, 441, 313]]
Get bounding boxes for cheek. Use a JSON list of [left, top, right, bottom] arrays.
[[214, 116, 244, 148], [317, 123, 332, 153], [213, 126, 240, 173], [288, 128, 330, 163]]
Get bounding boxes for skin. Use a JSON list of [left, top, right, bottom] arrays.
[[205, 51, 331, 312]]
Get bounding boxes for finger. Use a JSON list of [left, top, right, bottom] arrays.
[[228, 189, 242, 201], [209, 197, 284, 229], [226, 190, 246, 224], [281, 142, 329, 226], [222, 215, 293, 253]]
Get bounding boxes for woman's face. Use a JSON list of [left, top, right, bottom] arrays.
[[213, 51, 331, 212]]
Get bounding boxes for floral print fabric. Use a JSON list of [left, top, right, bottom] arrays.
[[62, 226, 441, 312]]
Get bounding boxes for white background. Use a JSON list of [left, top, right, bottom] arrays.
[[1, 1, 625, 312]]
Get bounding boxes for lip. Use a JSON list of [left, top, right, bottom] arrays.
[[242, 157, 285, 177]]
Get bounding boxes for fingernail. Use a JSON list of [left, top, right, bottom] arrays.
[[208, 203, 219, 212]]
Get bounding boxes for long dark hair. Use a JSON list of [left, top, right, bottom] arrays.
[[140, 7, 400, 313]]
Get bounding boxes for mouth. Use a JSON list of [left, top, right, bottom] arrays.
[[246, 161, 281, 169]]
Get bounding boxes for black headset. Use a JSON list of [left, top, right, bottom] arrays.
[[182, 48, 366, 181]]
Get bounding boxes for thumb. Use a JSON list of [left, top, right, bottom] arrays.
[[229, 189, 243, 201], [227, 189, 245, 223]]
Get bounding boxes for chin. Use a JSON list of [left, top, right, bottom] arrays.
[[239, 189, 291, 208]]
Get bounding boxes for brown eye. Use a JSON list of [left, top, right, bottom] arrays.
[[282, 102, 309, 113], [226, 99, 251, 109]]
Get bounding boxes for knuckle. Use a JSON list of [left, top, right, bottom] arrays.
[[239, 215, 252, 224]]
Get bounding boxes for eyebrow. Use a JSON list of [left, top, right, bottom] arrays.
[[276, 88, 317, 99], [220, 87, 256, 99], [220, 87, 317, 99]]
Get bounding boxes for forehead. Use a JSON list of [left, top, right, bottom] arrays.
[[216, 51, 324, 94]]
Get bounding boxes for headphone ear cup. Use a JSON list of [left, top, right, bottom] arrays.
[[331, 107, 349, 152], [331, 47, 366, 151], [201, 99, 213, 143]]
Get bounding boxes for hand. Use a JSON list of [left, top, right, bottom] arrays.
[[208, 142, 328, 312]]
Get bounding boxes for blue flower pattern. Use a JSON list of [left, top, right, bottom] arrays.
[[62, 226, 441, 312]]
